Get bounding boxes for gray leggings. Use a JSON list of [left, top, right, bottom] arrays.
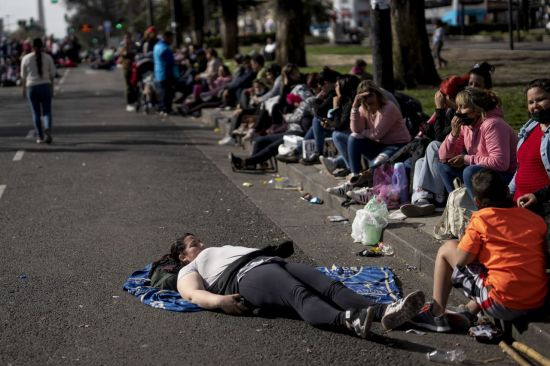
[[238, 262, 386, 328]]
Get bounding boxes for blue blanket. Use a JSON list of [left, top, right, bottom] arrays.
[[123, 264, 401, 312]]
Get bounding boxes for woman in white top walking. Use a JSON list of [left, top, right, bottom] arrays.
[[20, 38, 56, 144], [432, 19, 448, 69]]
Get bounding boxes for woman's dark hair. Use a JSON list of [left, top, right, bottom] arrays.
[[472, 169, 513, 209], [220, 64, 230, 76], [318, 66, 340, 85], [525, 78, 550, 95], [469, 62, 495, 89], [266, 63, 281, 78], [206, 47, 217, 58], [149, 233, 195, 277], [32, 38, 43, 78], [338, 74, 361, 101], [354, 59, 367, 68], [306, 72, 320, 90]]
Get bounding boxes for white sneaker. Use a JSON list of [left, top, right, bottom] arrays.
[[381, 290, 425, 330], [319, 155, 338, 175], [326, 182, 354, 197], [126, 105, 136, 112], [218, 136, 236, 146], [346, 187, 374, 204]]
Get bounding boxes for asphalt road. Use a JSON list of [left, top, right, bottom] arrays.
[[0, 67, 512, 365]]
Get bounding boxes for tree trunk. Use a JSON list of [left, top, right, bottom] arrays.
[[191, 0, 204, 46], [275, 0, 307, 67], [390, 0, 440, 88], [221, 0, 239, 59], [371, 5, 394, 93]]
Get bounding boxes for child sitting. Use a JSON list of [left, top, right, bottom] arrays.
[[412, 169, 548, 332]]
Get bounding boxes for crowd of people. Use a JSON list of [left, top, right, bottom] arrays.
[[115, 26, 549, 339], [1, 35, 80, 87]]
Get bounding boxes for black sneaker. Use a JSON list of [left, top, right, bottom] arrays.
[[276, 153, 299, 164], [44, 129, 52, 144], [381, 290, 425, 330], [400, 203, 435, 218], [446, 304, 477, 331], [409, 302, 452, 332], [299, 154, 320, 165], [345, 307, 375, 339]]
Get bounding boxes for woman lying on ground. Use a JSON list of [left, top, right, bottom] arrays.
[[155, 233, 425, 339]]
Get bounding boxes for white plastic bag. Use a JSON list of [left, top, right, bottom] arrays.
[[278, 135, 304, 156], [351, 196, 389, 244]]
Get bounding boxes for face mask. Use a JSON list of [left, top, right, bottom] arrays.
[[531, 108, 550, 123], [455, 112, 476, 126]]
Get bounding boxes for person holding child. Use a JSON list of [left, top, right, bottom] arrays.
[[437, 87, 517, 201], [412, 169, 548, 332]]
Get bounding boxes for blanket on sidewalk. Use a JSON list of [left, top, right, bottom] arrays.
[[123, 264, 401, 312]]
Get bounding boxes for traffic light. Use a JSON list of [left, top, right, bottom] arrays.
[[51, 0, 58, 3], [115, 19, 124, 30]]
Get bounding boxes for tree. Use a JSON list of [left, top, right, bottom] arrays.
[[190, 0, 205, 46], [220, 0, 239, 59], [390, 0, 440, 88], [275, 0, 307, 66]]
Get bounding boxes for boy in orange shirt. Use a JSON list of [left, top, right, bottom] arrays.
[[412, 169, 548, 332]]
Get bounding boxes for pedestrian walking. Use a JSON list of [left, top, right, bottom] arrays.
[[20, 38, 56, 144], [432, 19, 448, 69]]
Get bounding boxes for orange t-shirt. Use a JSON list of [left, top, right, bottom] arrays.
[[458, 207, 548, 310]]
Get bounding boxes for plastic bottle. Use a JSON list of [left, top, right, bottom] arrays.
[[426, 349, 466, 364], [379, 242, 395, 256], [392, 162, 409, 205]]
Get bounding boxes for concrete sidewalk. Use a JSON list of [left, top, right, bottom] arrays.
[[199, 108, 550, 356]]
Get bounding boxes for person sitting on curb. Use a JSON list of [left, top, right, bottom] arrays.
[[437, 87, 517, 202], [411, 169, 548, 332], [153, 233, 425, 339]]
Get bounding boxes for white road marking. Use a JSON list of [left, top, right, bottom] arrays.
[[0, 185, 6, 201], [59, 68, 70, 84], [26, 130, 34, 139], [13, 150, 24, 161]]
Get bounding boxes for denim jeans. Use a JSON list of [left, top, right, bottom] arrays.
[[437, 163, 515, 201], [348, 134, 405, 174], [297, 117, 332, 155], [412, 140, 445, 203], [155, 80, 174, 113], [27, 83, 52, 140], [332, 130, 351, 169]]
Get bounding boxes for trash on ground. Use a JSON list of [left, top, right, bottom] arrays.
[[327, 215, 348, 223], [268, 176, 302, 191], [17, 273, 28, 280], [351, 196, 389, 245], [468, 324, 503, 344], [301, 193, 312, 201], [406, 264, 418, 271], [213, 127, 221, 133], [406, 329, 426, 335], [426, 349, 466, 363], [309, 196, 323, 204], [242, 182, 253, 187], [357, 247, 382, 257], [389, 210, 407, 220], [379, 242, 395, 256]]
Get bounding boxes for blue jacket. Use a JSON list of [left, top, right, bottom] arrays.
[[509, 119, 550, 194], [153, 40, 174, 82]]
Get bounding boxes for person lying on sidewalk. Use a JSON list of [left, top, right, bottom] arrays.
[[155, 233, 425, 339], [412, 169, 548, 332]]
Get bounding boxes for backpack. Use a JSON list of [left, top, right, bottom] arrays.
[[433, 178, 477, 240]]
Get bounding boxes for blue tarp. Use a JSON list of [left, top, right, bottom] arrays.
[[123, 264, 401, 312]]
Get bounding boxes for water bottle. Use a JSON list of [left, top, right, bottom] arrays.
[[392, 162, 409, 205], [426, 349, 466, 364]]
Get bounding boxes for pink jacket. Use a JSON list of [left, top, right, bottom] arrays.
[[439, 108, 517, 172], [350, 102, 411, 144]]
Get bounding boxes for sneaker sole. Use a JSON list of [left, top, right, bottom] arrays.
[[409, 319, 452, 333], [382, 290, 425, 330], [400, 204, 435, 218]]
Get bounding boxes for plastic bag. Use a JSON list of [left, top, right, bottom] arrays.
[[372, 163, 409, 210], [278, 135, 304, 156], [351, 196, 389, 245]]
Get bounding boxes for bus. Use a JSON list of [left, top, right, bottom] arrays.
[[425, 0, 488, 26]]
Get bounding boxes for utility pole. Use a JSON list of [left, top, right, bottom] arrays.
[[370, 0, 393, 93], [37, 0, 46, 34], [146, 0, 154, 27]]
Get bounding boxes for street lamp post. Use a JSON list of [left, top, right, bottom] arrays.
[[146, 0, 154, 27], [508, 0, 514, 50]]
